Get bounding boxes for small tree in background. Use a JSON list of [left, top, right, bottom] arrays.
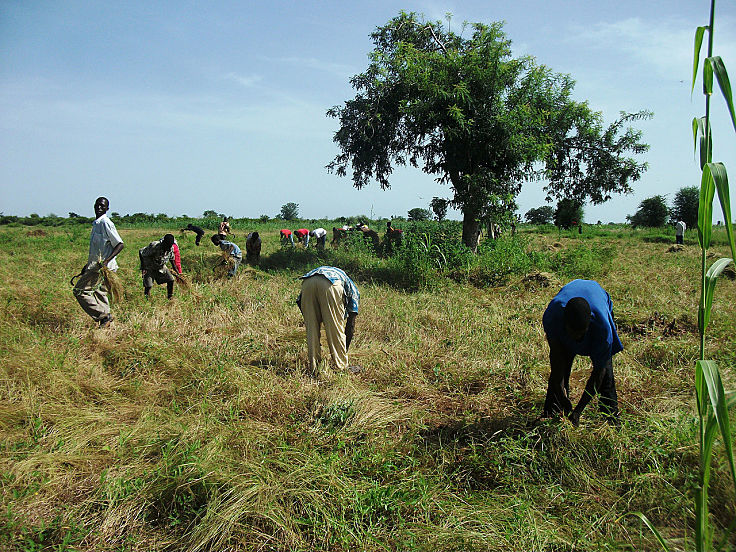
[[280, 203, 299, 221], [430, 197, 449, 221], [408, 207, 432, 221], [554, 199, 583, 229], [525, 205, 555, 225], [671, 186, 699, 227], [202, 210, 218, 218], [626, 195, 669, 228]]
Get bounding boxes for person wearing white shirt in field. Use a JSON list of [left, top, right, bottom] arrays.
[[310, 227, 328, 249], [73, 197, 124, 327], [675, 220, 686, 245]]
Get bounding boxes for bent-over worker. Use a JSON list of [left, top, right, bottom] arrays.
[[139, 233, 180, 299], [297, 266, 359, 374], [542, 279, 622, 425]]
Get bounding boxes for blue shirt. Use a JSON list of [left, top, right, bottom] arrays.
[[299, 266, 360, 315], [542, 279, 623, 371], [219, 240, 241, 258]]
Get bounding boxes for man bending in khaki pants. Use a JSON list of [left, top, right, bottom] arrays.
[[297, 266, 359, 374]]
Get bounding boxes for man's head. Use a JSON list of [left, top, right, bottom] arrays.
[[94, 197, 109, 218], [162, 234, 175, 249], [564, 297, 591, 341], [211, 234, 222, 246], [250, 232, 259, 240]]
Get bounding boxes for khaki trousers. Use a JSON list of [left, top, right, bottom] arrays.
[[73, 267, 110, 322], [300, 275, 348, 371]]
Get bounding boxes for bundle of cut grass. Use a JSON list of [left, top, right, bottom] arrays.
[[213, 250, 235, 278], [100, 265, 123, 303], [173, 271, 193, 291]]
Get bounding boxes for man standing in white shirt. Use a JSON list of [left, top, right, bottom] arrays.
[[73, 197, 124, 327], [675, 220, 686, 245]]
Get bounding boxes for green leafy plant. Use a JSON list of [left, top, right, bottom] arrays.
[[638, 2, 736, 549]]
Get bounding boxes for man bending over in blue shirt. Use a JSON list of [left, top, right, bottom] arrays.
[[542, 279, 623, 426]]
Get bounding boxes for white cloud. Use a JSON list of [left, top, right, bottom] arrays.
[[568, 16, 736, 79], [224, 72, 263, 88], [268, 56, 356, 80]]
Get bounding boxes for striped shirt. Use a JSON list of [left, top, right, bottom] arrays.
[[299, 266, 360, 315]]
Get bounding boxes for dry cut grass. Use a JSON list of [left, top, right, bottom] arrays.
[[0, 224, 734, 551]]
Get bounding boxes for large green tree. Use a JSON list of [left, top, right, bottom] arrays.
[[328, 12, 651, 249], [626, 195, 669, 228], [554, 199, 584, 229], [670, 186, 699, 228], [525, 205, 555, 225]]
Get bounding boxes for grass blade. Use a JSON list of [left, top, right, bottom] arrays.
[[690, 26, 708, 96], [702, 257, 733, 331], [708, 162, 736, 261], [708, 56, 736, 133], [704, 57, 714, 96], [698, 360, 736, 495], [630, 513, 671, 551], [698, 165, 716, 249], [693, 26, 708, 94], [693, 117, 699, 155]]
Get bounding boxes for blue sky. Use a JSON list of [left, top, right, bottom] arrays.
[[1, 1, 735, 222]]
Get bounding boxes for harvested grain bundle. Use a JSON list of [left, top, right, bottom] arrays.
[[100, 265, 123, 303], [173, 271, 193, 290], [213, 250, 235, 278]]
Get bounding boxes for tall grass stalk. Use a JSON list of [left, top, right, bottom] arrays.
[[691, 2, 736, 550]]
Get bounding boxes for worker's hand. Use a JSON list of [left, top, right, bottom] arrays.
[[141, 269, 147, 276]]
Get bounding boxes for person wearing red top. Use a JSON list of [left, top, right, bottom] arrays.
[[280, 229, 294, 247], [172, 239, 182, 274], [294, 228, 310, 247]]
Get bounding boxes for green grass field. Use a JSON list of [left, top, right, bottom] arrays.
[[1, 222, 734, 551]]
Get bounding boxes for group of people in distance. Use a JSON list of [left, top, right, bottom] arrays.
[[73, 196, 624, 427], [279, 227, 328, 249]]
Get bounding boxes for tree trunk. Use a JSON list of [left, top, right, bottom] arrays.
[[461, 209, 481, 252]]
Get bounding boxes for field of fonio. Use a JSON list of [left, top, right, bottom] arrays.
[[1, 222, 735, 551]]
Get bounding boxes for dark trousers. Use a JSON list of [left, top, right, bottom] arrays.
[[676, 235, 684, 245], [543, 341, 619, 419]]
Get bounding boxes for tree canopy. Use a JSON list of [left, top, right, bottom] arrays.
[[554, 199, 584, 229], [328, 11, 650, 249], [429, 197, 449, 221], [671, 186, 699, 228], [279, 202, 299, 221], [525, 205, 555, 225], [407, 207, 432, 221], [627, 195, 669, 228]]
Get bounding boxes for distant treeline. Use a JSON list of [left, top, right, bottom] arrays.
[[0, 212, 418, 229]]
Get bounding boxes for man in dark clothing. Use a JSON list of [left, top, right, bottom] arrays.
[[542, 279, 623, 425], [139, 234, 180, 299], [182, 223, 205, 245], [245, 232, 261, 265]]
